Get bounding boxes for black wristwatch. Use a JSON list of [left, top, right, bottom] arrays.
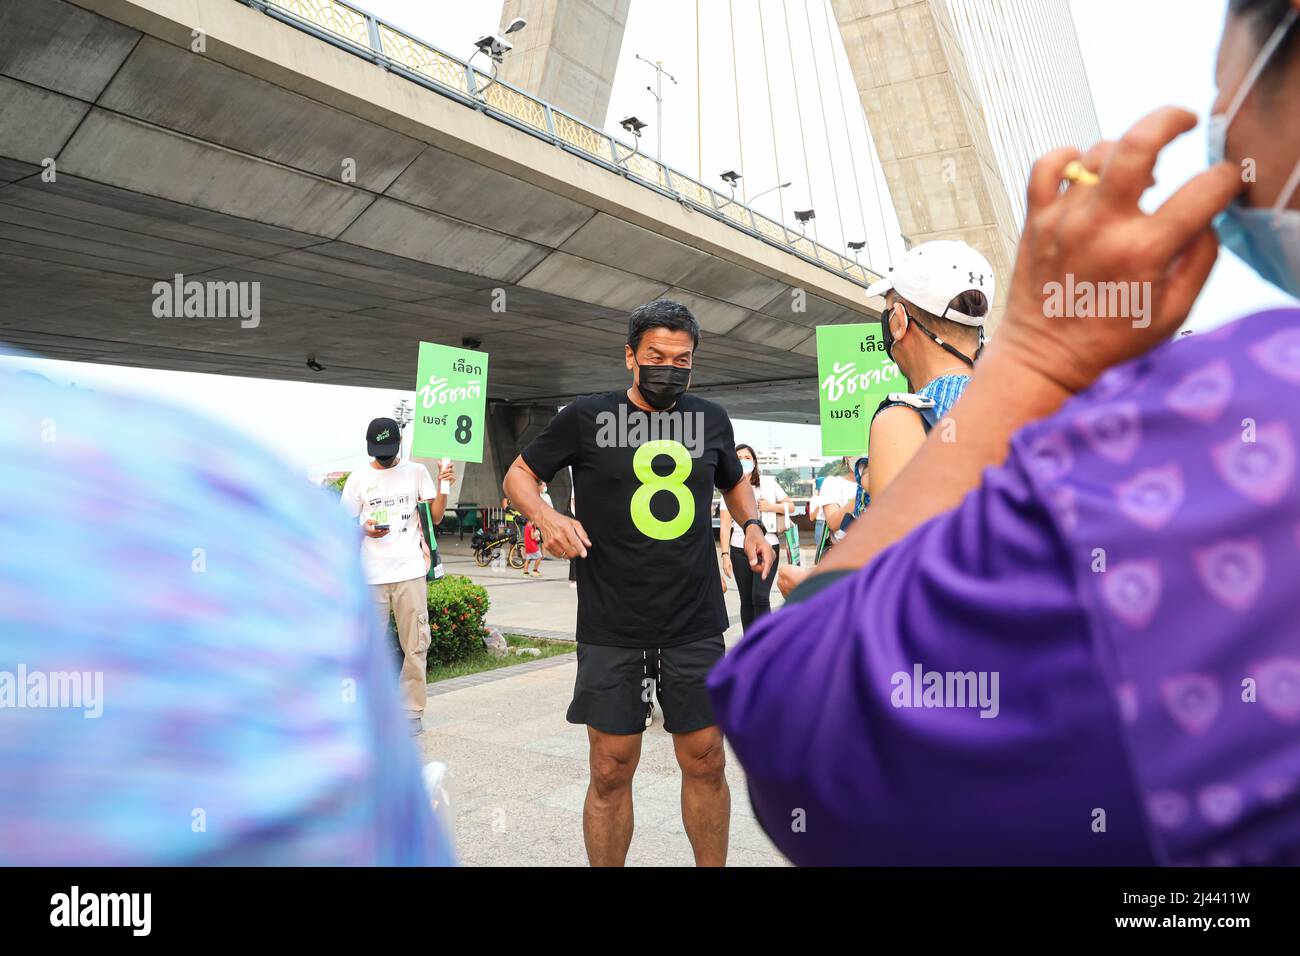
[[741, 518, 765, 536]]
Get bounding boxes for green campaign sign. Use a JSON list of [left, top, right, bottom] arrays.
[[411, 341, 488, 463], [815, 324, 903, 456]]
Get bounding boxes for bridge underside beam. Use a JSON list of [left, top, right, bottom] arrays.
[[0, 0, 877, 424]]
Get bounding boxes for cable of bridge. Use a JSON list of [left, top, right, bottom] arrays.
[[834, 1, 895, 267], [820, 0, 877, 269], [754, 0, 789, 227], [727, 0, 748, 204], [781, 0, 820, 246], [801, 0, 847, 256]]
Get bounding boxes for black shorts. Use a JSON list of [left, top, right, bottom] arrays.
[[566, 635, 725, 736]]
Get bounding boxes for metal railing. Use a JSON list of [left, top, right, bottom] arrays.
[[238, 0, 879, 288]]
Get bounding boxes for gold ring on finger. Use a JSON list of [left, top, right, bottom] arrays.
[[1063, 160, 1100, 187]]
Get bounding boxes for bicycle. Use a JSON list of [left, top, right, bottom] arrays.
[[471, 526, 526, 569]]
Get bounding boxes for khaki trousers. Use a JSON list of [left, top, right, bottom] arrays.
[[372, 576, 431, 717]]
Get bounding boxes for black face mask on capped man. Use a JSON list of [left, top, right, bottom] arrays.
[[375, 455, 397, 468], [883, 304, 978, 369], [635, 362, 691, 410]]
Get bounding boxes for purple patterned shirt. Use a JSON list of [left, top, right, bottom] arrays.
[[709, 308, 1300, 866]]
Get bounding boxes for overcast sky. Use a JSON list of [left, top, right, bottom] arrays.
[[3, 0, 1294, 479]]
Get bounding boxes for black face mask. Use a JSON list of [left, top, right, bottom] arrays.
[[885, 304, 978, 369], [375, 455, 397, 468], [635, 362, 691, 410], [880, 310, 898, 362]]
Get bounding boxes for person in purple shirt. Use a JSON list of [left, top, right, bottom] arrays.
[[709, 0, 1300, 867]]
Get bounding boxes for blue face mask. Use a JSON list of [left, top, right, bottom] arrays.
[[1207, 8, 1300, 299], [740, 459, 755, 476]]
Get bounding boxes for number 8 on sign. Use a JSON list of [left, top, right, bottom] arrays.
[[630, 440, 693, 540], [455, 415, 473, 444]]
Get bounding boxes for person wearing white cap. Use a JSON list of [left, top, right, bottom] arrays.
[[779, 240, 995, 599], [863, 239, 995, 497]]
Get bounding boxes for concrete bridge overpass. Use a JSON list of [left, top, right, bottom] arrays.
[[0, 0, 885, 440]]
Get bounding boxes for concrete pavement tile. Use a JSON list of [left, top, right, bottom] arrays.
[[522, 732, 591, 760], [413, 540, 786, 866]]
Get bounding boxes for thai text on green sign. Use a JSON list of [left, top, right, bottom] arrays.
[[815, 324, 902, 456], [411, 341, 489, 463]]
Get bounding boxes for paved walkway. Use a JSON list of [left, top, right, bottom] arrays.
[[417, 538, 793, 866]]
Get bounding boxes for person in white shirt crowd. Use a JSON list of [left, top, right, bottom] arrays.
[[537, 480, 553, 559], [339, 417, 455, 736], [719, 444, 790, 633], [807, 455, 867, 557]]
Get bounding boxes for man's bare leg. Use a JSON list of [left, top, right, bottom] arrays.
[[673, 725, 730, 866], [583, 726, 642, 866]]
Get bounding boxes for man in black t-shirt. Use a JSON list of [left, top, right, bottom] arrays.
[[503, 299, 773, 867]]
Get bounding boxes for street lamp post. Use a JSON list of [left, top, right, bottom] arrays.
[[635, 54, 677, 162], [749, 181, 792, 210], [394, 399, 413, 457]]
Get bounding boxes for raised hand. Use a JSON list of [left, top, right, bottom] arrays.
[[992, 107, 1244, 395]]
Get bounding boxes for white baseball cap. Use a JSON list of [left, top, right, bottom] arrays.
[[865, 240, 995, 326]]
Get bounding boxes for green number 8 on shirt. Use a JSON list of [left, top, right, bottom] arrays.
[[630, 440, 693, 540]]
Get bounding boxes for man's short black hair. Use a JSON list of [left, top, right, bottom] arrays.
[[627, 299, 700, 354], [886, 288, 986, 344]]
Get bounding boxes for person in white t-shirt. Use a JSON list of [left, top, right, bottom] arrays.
[[339, 417, 454, 736], [813, 456, 868, 544], [719, 444, 789, 633], [781, 456, 867, 598]]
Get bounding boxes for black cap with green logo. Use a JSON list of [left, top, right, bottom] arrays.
[[366, 417, 401, 458]]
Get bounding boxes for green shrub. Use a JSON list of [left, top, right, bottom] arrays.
[[424, 574, 490, 668]]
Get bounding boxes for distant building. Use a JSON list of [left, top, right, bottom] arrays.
[[782, 451, 822, 470]]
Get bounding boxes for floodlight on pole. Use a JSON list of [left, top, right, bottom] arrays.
[[717, 170, 743, 211], [794, 208, 815, 236], [470, 17, 527, 99], [615, 116, 648, 168]]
